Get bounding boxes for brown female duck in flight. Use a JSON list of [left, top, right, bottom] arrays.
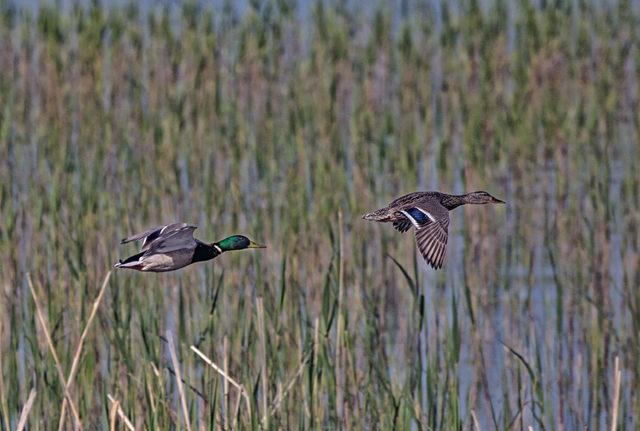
[[363, 191, 504, 269], [114, 223, 265, 272]]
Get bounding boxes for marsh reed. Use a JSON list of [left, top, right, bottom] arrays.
[[0, 0, 639, 429]]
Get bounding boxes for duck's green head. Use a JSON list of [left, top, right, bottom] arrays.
[[217, 235, 266, 252]]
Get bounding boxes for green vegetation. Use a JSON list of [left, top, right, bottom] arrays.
[[0, 0, 638, 429]]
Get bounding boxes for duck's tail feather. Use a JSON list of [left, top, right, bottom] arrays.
[[114, 252, 144, 269]]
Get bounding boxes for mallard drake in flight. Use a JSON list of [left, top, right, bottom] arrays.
[[114, 223, 265, 272], [363, 191, 504, 269]]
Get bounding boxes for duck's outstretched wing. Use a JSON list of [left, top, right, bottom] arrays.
[[392, 219, 412, 233], [399, 204, 450, 270], [145, 224, 198, 253], [415, 217, 449, 269], [122, 223, 196, 252]]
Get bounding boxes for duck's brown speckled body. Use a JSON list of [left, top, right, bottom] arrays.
[[363, 191, 504, 269]]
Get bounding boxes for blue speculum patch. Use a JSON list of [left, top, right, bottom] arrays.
[[405, 207, 430, 225]]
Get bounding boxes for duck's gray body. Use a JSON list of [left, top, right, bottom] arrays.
[[115, 223, 220, 272], [117, 249, 196, 272]]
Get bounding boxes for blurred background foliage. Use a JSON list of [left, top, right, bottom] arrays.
[[0, 0, 639, 429]]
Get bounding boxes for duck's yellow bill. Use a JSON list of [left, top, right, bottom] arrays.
[[248, 241, 267, 249]]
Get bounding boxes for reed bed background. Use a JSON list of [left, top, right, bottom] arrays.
[[0, 0, 639, 429]]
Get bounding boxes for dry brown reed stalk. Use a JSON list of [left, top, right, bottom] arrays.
[[256, 296, 268, 428], [16, 388, 36, 431], [232, 388, 243, 429], [27, 274, 83, 430], [107, 395, 135, 430], [109, 398, 119, 431], [65, 272, 112, 387], [167, 331, 192, 431], [146, 364, 160, 415], [470, 410, 480, 431], [223, 335, 229, 429], [190, 345, 251, 424], [336, 210, 346, 423], [611, 356, 622, 431], [57, 271, 111, 430]]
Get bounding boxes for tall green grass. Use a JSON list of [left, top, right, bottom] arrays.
[[0, 0, 638, 429]]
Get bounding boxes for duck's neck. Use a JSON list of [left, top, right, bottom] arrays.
[[439, 194, 467, 210], [192, 241, 222, 263]]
